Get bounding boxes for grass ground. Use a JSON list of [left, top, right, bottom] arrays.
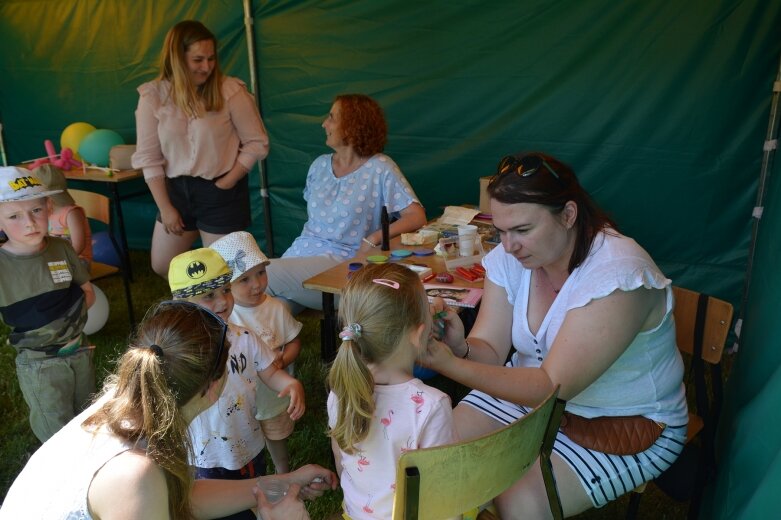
[[0, 250, 689, 518]]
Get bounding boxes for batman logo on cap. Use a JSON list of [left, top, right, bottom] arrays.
[[187, 261, 207, 279], [10, 176, 43, 191]]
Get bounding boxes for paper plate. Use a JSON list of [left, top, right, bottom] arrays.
[[366, 255, 389, 263], [413, 248, 434, 256], [390, 249, 413, 257]]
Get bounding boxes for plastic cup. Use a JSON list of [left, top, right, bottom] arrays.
[[457, 224, 478, 237], [458, 235, 476, 256], [257, 478, 289, 504], [458, 225, 478, 256]]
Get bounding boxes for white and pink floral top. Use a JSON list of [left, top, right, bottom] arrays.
[[327, 379, 455, 520]]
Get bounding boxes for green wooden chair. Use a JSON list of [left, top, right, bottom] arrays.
[[392, 386, 565, 520]]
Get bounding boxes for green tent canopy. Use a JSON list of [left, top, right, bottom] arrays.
[[1, 1, 780, 516]]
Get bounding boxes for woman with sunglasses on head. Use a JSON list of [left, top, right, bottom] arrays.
[[0, 302, 335, 520], [423, 152, 687, 517]]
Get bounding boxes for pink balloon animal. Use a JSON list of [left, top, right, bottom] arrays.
[[29, 140, 83, 170]]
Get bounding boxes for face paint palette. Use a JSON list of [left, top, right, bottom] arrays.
[[390, 249, 413, 258]]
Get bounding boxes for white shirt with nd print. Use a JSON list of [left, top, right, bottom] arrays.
[[188, 324, 275, 470]]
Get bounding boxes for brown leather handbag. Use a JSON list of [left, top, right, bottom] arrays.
[[560, 412, 665, 455]]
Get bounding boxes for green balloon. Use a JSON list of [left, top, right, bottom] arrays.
[[78, 129, 125, 167]]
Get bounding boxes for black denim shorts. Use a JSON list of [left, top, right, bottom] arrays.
[[162, 174, 251, 233]]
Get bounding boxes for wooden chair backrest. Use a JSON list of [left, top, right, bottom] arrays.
[[69, 189, 111, 226], [392, 387, 562, 520], [671, 286, 733, 365]]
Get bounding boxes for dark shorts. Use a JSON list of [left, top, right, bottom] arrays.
[[162, 174, 251, 234]]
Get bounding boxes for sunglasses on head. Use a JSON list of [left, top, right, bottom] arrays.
[[157, 300, 228, 383], [496, 154, 561, 182]]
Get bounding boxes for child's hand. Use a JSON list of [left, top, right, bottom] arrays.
[[279, 380, 305, 420]]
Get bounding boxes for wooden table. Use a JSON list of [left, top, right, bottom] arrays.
[[303, 236, 485, 361], [64, 168, 145, 279]]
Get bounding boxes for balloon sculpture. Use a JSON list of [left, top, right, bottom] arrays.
[[29, 140, 83, 170], [26, 122, 126, 173]]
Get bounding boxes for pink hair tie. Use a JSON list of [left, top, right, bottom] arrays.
[[339, 323, 362, 341]]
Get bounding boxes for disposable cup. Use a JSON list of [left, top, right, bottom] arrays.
[[457, 224, 478, 237], [257, 478, 289, 504], [458, 235, 476, 256]]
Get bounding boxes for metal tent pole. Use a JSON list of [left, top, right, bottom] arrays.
[[243, 0, 275, 256], [732, 53, 781, 352], [0, 122, 8, 166]]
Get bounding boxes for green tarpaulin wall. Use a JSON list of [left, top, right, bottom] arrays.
[[1, 1, 779, 516]]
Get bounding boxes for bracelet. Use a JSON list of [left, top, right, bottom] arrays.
[[461, 339, 471, 359], [362, 237, 378, 248]]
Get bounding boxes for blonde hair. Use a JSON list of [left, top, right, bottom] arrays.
[[158, 20, 225, 118], [327, 263, 429, 454], [84, 301, 230, 520]]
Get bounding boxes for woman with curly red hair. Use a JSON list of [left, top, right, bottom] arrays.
[[266, 94, 426, 313]]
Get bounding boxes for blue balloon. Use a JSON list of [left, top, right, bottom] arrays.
[[92, 231, 122, 267]]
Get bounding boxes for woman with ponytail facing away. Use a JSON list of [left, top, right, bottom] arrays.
[[1, 301, 335, 519]]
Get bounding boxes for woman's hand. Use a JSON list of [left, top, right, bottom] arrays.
[[421, 335, 460, 374], [214, 175, 237, 190], [429, 297, 466, 349], [359, 235, 380, 253], [283, 465, 338, 500], [159, 205, 185, 235], [254, 483, 309, 520], [215, 163, 248, 190]]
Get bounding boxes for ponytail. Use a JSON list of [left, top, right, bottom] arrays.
[[327, 263, 429, 454], [328, 337, 376, 454], [84, 301, 229, 520]]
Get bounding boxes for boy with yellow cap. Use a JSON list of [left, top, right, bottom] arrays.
[[0, 166, 96, 442], [168, 247, 304, 520]]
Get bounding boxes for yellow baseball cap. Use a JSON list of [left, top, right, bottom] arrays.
[[168, 248, 233, 299]]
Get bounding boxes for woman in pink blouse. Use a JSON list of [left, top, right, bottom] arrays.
[[132, 20, 269, 279]]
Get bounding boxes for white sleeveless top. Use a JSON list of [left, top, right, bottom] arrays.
[[483, 230, 688, 426], [0, 394, 135, 520]]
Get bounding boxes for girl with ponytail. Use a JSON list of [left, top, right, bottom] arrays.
[[327, 263, 456, 520]]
